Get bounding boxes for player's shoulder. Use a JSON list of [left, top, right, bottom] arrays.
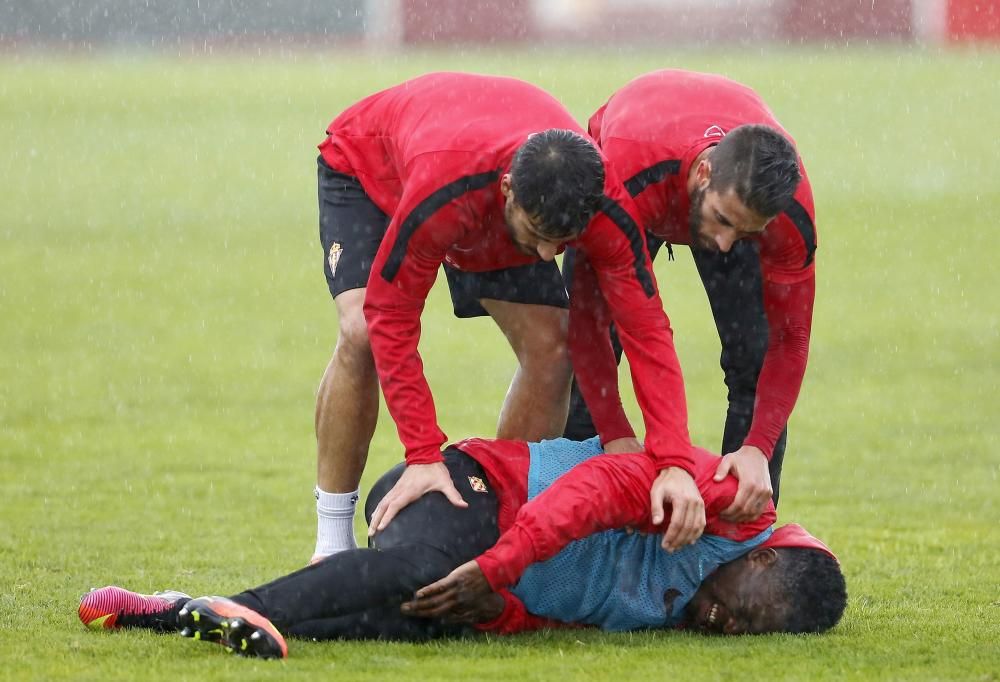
[[758, 227, 816, 280], [759, 180, 818, 270]]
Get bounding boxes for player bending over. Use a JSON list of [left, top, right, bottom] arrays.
[[79, 438, 846, 659], [566, 69, 820, 518]]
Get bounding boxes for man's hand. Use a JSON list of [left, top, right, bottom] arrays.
[[650, 467, 705, 552], [603, 437, 643, 454], [400, 560, 501, 623], [368, 461, 468, 536], [714, 445, 772, 522]]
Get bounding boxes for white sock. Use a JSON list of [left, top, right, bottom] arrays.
[[313, 486, 359, 558]]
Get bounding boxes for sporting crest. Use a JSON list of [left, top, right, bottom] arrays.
[[328, 242, 343, 276]]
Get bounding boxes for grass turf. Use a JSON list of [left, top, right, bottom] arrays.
[[1, 47, 998, 680]]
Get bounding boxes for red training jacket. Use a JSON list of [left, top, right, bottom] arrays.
[[580, 69, 818, 457], [319, 73, 692, 472], [453, 437, 775, 634]]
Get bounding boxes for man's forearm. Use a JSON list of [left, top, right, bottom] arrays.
[[743, 276, 814, 456], [566, 247, 635, 443]]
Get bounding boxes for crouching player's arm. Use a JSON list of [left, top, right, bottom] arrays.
[[404, 453, 697, 629]]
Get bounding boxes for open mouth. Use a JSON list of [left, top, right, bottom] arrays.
[[706, 603, 719, 628], [692, 601, 722, 633]]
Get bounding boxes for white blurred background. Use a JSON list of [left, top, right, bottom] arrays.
[[1, 0, 995, 49]]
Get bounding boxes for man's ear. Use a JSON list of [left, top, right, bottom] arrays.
[[500, 173, 513, 198], [748, 546, 779, 569], [695, 158, 712, 190]]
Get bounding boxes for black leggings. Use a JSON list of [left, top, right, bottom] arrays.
[[229, 449, 499, 641], [562, 237, 788, 505]]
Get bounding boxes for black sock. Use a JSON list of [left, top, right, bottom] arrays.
[[118, 599, 190, 633]]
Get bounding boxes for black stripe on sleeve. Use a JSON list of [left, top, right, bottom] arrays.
[[380, 169, 501, 283], [782, 199, 817, 268], [597, 195, 657, 298], [623, 159, 681, 198]]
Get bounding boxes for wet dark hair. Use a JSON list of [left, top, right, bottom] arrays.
[[773, 548, 848, 634], [509, 129, 605, 239], [709, 124, 801, 219]]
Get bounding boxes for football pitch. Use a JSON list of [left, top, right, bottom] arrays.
[[1, 47, 998, 680]]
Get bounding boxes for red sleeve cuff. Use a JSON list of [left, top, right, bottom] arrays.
[[475, 556, 506, 593], [473, 590, 520, 633], [742, 434, 774, 460], [405, 448, 445, 466], [588, 399, 635, 446], [600, 423, 637, 446], [651, 448, 696, 477]]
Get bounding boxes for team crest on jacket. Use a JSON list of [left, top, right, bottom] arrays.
[[328, 242, 343, 276], [467, 476, 488, 494]]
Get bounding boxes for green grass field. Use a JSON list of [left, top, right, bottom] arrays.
[[1, 47, 998, 680]]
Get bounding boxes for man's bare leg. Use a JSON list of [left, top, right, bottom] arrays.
[[481, 300, 573, 440], [313, 288, 380, 560]]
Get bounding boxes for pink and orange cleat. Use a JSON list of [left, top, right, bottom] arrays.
[[79, 586, 287, 659], [79, 586, 191, 632]]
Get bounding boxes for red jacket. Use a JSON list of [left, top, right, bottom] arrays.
[[578, 70, 818, 457], [320, 73, 692, 472], [453, 437, 775, 633]]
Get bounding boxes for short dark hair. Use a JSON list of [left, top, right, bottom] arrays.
[[510, 129, 605, 239], [774, 548, 848, 633], [709, 124, 801, 218]]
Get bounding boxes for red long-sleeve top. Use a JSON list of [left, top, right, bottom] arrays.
[[319, 73, 692, 472], [453, 437, 775, 634], [577, 69, 818, 457]]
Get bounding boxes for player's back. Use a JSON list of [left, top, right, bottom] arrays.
[[594, 69, 790, 150], [323, 72, 582, 181]]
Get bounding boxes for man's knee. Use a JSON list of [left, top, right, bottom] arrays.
[[337, 313, 370, 353], [522, 331, 571, 369], [334, 293, 373, 365], [520, 339, 572, 396], [510, 310, 570, 368]]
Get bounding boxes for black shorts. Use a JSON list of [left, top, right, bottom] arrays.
[[317, 156, 568, 316], [318, 157, 391, 299], [443, 261, 568, 318]]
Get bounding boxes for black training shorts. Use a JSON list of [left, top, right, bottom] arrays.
[[317, 156, 569, 316], [318, 157, 391, 299], [443, 261, 567, 318]]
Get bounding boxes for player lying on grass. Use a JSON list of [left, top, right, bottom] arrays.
[[79, 438, 847, 659]]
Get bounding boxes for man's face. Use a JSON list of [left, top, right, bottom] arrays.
[[684, 548, 789, 635], [501, 174, 576, 261], [688, 173, 772, 253]]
